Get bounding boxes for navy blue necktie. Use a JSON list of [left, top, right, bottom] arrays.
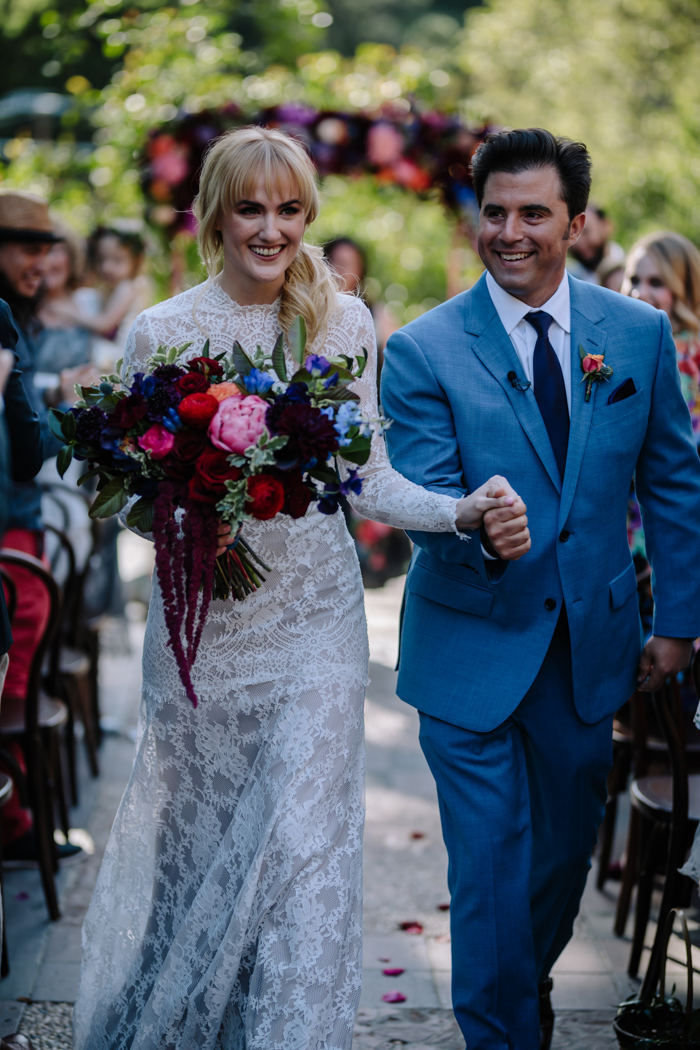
[[525, 311, 569, 480]]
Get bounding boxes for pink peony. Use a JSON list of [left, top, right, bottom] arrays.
[[138, 423, 174, 460], [208, 395, 269, 454]]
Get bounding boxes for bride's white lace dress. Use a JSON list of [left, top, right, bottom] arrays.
[[73, 281, 462, 1050]]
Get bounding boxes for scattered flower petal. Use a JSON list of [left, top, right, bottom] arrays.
[[381, 990, 406, 1003], [435, 934, 451, 943], [378, 957, 391, 963], [399, 921, 424, 935], [382, 968, 404, 977], [437, 902, 450, 911], [410, 831, 425, 839]]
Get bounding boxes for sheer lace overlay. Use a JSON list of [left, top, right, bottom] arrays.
[[74, 283, 460, 1050]]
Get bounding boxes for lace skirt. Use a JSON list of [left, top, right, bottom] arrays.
[[74, 511, 369, 1050]]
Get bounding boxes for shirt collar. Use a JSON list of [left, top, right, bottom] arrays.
[[485, 270, 571, 336]]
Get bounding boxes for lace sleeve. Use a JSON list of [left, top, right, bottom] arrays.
[[330, 298, 464, 535]]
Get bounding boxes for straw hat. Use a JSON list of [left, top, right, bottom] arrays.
[[0, 191, 63, 243]]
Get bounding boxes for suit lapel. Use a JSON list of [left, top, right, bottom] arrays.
[[558, 278, 608, 527], [465, 278, 562, 494]]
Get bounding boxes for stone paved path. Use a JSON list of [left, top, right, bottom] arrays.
[[1, 561, 681, 1048]]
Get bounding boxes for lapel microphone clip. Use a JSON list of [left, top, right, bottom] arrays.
[[507, 371, 531, 392]]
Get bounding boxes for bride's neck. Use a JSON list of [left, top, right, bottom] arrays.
[[218, 266, 283, 306]]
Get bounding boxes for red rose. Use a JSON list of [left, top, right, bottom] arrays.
[[171, 430, 206, 462], [178, 393, 219, 429], [187, 473, 219, 504], [247, 474, 285, 520], [162, 456, 195, 481], [176, 372, 209, 395], [195, 449, 241, 495], [112, 394, 148, 428], [188, 356, 224, 378], [281, 469, 313, 519]]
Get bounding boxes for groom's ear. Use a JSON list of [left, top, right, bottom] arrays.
[[565, 211, 587, 247]]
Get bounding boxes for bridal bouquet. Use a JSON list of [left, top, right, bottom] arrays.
[[50, 316, 382, 706]]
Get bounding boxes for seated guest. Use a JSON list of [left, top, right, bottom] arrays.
[[0, 191, 80, 863], [623, 231, 700, 605], [44, 223, 153, 371], [567, 202, 625, 284]]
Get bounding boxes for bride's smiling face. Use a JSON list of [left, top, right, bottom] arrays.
[[217, 176, 307, 294]]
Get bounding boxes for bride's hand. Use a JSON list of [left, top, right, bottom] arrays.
[[216, 521, 232, 557], [455, 475, 519, 532]]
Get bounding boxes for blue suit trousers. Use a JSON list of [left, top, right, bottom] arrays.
[[418, 622, 612, 1050]]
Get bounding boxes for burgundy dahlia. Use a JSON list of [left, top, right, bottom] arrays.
[[270, 403, 339, 466]]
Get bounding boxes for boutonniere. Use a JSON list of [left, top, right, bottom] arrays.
[[579, 344, 613, 402]]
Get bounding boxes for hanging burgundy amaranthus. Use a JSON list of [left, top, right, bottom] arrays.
[[152, 481, 218, 708]]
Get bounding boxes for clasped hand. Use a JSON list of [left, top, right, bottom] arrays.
[[455, 475, 531, 561]]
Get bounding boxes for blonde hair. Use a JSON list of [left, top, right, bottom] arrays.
[[194, 125, 340, 346], [625, 231, 700, 335]]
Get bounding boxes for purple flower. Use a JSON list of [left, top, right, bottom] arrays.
[[338, 469, 363, 498], [305, 354, 331, 377], [72, 405, 107, 445], [153, 363, 185, 383], [146, 384, 181, 421]]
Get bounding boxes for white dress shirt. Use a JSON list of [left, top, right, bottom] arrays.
[[485, 270, 572, 413], [479, 271, 571, 558]]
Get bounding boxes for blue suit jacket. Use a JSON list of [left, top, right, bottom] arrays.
[[381, 274, 700, 730]]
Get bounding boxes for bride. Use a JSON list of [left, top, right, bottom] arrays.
[[73, 126, 514, 1050]]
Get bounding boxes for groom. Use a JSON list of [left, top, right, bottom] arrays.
[[382, 128, 700, 1050]]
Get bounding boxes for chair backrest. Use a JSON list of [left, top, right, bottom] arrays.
[[43, 523, 80, 649], [0, 567, 17, 624], [0, 549, 61, 736]]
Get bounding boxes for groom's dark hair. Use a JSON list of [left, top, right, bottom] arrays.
[[470, 128, 592, 220]]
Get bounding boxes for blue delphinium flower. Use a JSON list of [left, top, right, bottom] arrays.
[[305, 354, 331, 377], [334, 402, 362, 446], [323, 373, 339, 389], [162, 407, 183, 433], [243, 368, 275, 395], [130, 372, 157, 398]]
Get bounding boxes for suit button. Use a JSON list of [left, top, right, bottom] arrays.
[[559, 530, 570, 542], [544, 598, 557, 611]]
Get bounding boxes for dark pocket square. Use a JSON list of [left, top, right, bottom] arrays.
[[608, 377, 637, 405]]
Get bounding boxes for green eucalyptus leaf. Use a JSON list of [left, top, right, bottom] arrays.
[[115, 357, 123, 377], [338, 434, 372, 465], [61, 411, 77, 441], [232, 340, 254, 377], [48, 408, 66, 441], [89, 477, 128, 519], [308, 464, 338, 485], [77, 466, 102, 487], [202, 338, 210, 358], [126, 497, 154, 533], [56, 444, 74, 478], [288, 314, 306, 365], [355, 347, 368, 379], [271, 332, 287, 382]]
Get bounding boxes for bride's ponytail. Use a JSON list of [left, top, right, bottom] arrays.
[[194, 126, 340, 348]]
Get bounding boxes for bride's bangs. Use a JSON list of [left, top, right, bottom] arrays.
[[224, 140, 317, 220]]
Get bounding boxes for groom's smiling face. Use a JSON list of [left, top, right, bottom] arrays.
[[477, 165, 586, 307]]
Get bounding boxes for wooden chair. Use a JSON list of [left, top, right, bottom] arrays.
[[622, 666, 700, 992], [0, 548, 67, 921], [43, 522, 99, 798], [0, 772, 13, 977]]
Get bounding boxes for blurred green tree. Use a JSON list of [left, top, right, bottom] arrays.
[[458, 0, 700, 245]]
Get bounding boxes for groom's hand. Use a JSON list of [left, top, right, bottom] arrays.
[[636, 635, 694, 693], [482, 478, 531, 561]]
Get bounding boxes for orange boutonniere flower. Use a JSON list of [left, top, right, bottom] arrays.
[[579, 344, 613, 402]]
